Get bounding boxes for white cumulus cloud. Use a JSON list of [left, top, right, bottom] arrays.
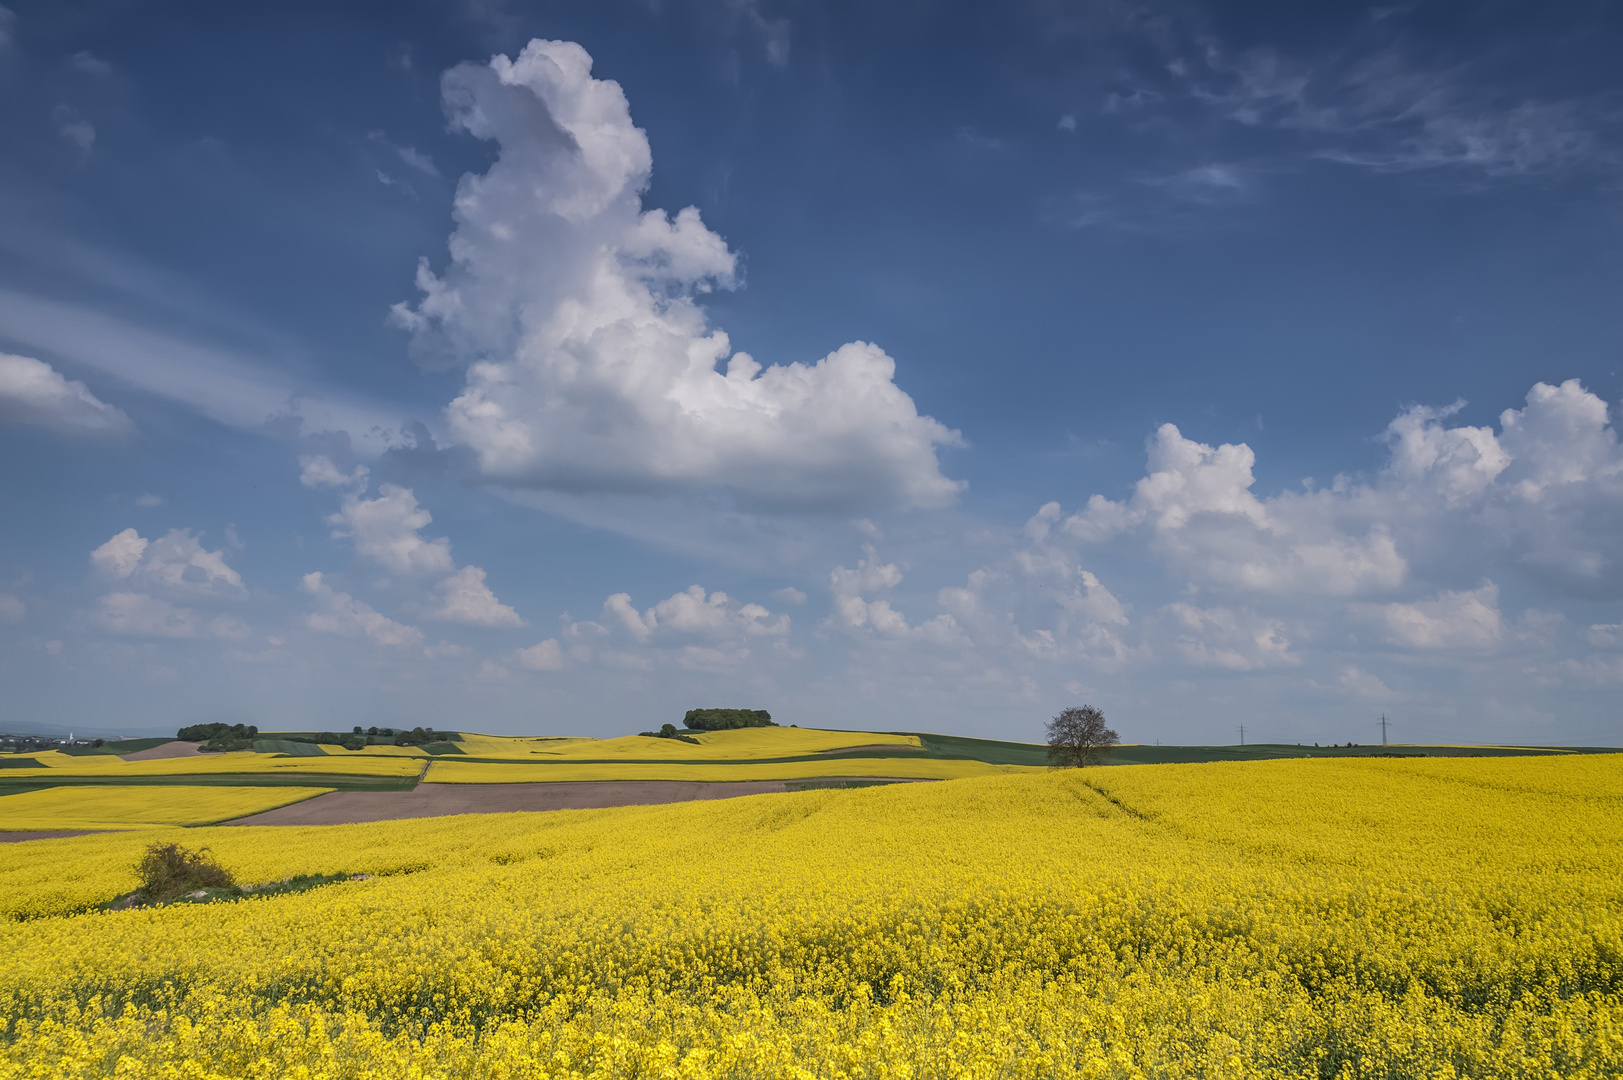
[[1056, 424, 1405, 595], [1052, 379, 1623, 600], [0, 352, 132, 437], [90, 528, 243, 595], [513, 638, 565, 670], [603, 584, 789, 643], [426, 565, 526, 627], [299, 454, 369, 491], [391, 39, 963, 511], [550, 585, 790, 671], [828, 546, 961, 643], [327, 485, 455, 576], [1370, 583, 1504, 650], [1165, 603, 1298, 670], [301, 572, 424, 648]]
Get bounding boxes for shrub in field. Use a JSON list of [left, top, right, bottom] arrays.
[[134, 842, 235, 902], [637, 723, 702, 744], [682, 708, 774, 731]]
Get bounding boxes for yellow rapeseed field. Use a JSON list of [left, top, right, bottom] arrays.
[[451, 727, 924, 761], [0, 752, 424, 781], [425, 756, 1019, 784], [0, 785, 334, 831], [2, 756, 1620, 1078]]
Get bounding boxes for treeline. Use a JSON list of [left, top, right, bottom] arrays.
[[683, 709, 775, 731], [638, 723, 701, 744], [177, 723, 258, 752], [177, 723, 459, 753]]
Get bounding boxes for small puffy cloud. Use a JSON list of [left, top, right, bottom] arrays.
[[552, 585, 790, 671], [771, 586, 807, 605], [392, 39, 962, 512], [134, 493, 165, 507], [327, 485, 454, 576], [1058, 114, 1077, 132], [1371, 583, 1503, 650], [90, 528, 147, 578], [301, 572, 424, 648], [0, 593, 23, 622], [426, 565, 525, 627], [90, 528, 243, 595], [1165, 603, 1298, 670], [603, 584, 789, 643], [828, 546, 960, 643], [0, 353, 132, 437], [514, 638, 565, 670], [298, 454, 369, 490]]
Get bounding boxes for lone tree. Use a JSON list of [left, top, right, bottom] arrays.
[[1046, 705, 1119, 767]]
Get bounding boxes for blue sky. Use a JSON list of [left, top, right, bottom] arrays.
[[2, 0, 1621, 744]]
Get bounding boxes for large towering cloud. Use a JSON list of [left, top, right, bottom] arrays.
[[392, 40, 963, 512]]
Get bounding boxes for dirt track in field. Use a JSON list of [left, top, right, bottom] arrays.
[[120, 740, 202, 761], [221, 778, 930, 827], [0, 830, 108, 844]]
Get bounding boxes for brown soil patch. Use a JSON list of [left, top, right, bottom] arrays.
[[120, 741, 202, 762], [818, 744, 927, 755], [221, 778, 931, 827], [0, 830, 111, 844]]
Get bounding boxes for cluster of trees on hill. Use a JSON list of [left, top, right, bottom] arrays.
[[176, 723, 456, 753], [683, 709, 775, 731], [637, 723, 701, 744], [177, 723, 258, 752], [291, 727, 454, 750]]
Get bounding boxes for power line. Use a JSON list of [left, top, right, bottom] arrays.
[[1378, 713, 1390, 747], [1238, 723, 1246, 746]]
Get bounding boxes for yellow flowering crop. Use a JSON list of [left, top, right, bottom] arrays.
[[0, 785, 333, 831], [453, 727, 924, 761], [0, 752, 424, 781], [425, 756, 1021, 784], [2, 755, 1620, 1078]]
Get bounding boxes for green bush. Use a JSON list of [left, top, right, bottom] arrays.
[[135, 842, 235, 903], [682, 709, 775, 731]]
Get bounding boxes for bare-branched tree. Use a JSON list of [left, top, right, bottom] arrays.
[[1046, 705, 1119, 767]]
